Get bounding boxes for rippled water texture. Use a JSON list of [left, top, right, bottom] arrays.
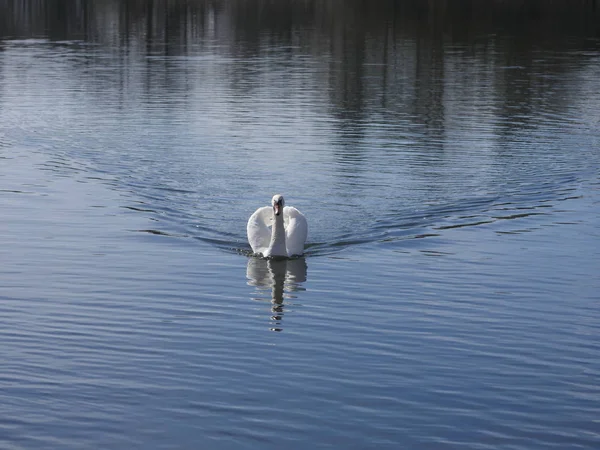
[[1, 1, 599, 448]]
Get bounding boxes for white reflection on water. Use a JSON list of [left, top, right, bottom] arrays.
[[246, 257, 307, 331]]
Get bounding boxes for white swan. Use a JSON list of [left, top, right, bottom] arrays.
[[247, 194, 308, 257]]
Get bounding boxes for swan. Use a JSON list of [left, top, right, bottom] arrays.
[[247, 194, 308, 257]]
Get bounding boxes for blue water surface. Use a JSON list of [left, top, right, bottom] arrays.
[[0, 1, 599, 448]]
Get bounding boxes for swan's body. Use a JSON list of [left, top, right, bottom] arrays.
[[247, 195, 308, 257]]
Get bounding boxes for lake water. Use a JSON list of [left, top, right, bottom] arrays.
[[1, 1, 599, 448]]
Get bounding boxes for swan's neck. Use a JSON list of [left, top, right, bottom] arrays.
[[268, 212, 287, 256]]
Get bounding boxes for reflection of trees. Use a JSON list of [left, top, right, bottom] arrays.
[[0, 0, 89, 40], [0, 0, 597, 142], [2, 1, 598, 50]]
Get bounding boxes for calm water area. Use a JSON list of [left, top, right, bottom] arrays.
[[1, 1, 599, 448]]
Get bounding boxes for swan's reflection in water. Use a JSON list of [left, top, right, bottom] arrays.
[[246, 257, 307, 332]]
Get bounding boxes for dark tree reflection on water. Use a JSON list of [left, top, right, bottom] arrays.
[[1, 1, 599, 48], [2, 1, 598, 90], [1, 0, 598, 219]]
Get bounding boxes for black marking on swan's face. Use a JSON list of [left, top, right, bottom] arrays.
[[272, 194, 285, 216]]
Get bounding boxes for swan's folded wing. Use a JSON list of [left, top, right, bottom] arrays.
[[247, 206, 272, 255], [284, 206, 308, 256]]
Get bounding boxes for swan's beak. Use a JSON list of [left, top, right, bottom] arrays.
[[274, 204, 281, 216]]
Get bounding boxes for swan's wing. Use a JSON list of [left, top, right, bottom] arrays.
[[247, 206, 272, 255], [284, 206, 308, 256]]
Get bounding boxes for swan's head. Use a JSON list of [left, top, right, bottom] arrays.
[[272, 194, 285, 216]]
